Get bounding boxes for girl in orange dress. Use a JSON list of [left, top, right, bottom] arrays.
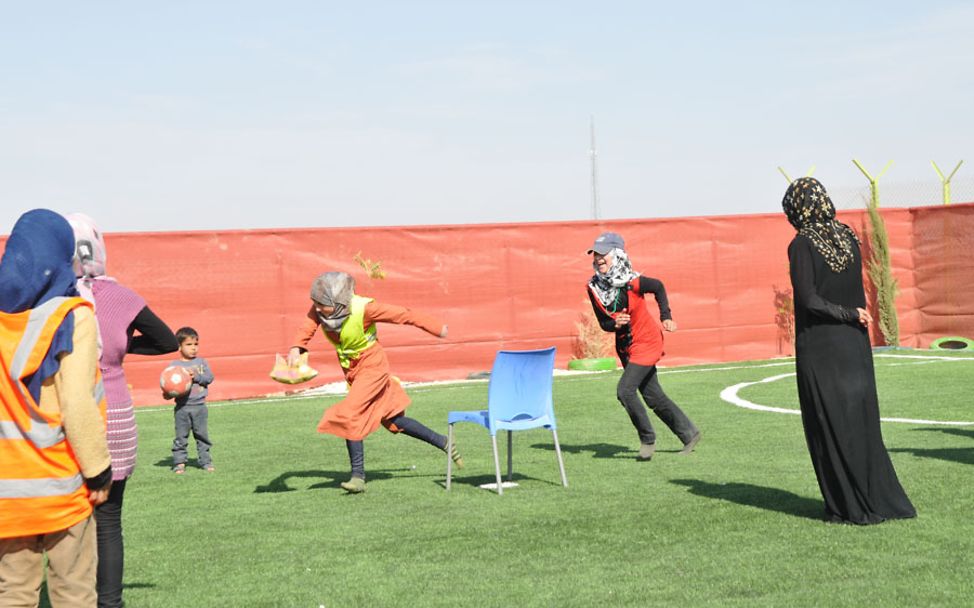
[[288, 272, 461, 493]]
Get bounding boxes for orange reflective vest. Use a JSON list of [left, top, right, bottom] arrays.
[[0, 297, 107, 538]]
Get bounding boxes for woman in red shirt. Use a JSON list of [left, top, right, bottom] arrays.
[[586, 232, 700, 461]]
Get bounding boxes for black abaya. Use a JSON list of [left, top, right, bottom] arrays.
[[789, 234, 916, 525]]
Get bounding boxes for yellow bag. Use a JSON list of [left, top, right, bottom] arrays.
[[270, 352, 319, 385]]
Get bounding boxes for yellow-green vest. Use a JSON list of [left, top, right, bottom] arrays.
[[325, 295, 377, 368]]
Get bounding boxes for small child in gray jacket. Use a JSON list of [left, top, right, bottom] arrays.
[[167, 327, 215, 473]]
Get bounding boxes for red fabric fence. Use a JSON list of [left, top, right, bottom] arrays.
[[3, 203, 972, 405]]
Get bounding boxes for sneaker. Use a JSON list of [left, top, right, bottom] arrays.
[[444, 439, 464, 469], [679, 432, 701, 455], [340, 476, 366, 493], [203, 464, 215, 472], [172, 463, 186, 474], [636, 443, 656, 461]]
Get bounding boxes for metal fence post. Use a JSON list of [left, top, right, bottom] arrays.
[[931, 160, 964, 205]]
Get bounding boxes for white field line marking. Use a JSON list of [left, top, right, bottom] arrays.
[[720, 354, 974, 426], [874, 354, 973, 361], [134, 353, 971, 416], [660, 361, 795, 375], [134, 362, 799, 414], [720, 373, 801, 416]]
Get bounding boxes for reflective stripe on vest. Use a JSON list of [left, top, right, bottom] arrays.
[[2, 298, 74, 448], [325, 295, 377, 368], [0, 374, 105, 447], [1, 296, 103, 537], [0, 475, 84, 499]]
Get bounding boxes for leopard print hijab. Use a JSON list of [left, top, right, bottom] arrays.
[[782, 177, 859, 273]]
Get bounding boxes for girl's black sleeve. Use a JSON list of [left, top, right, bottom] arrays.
[[637, 276, 673, 321], [128, 306, 179, 355]]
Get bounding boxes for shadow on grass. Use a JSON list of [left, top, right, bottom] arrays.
[[254, 469, 417, 493], [889, 447, 974, 466], [670, 479, 823, 520], [890, 427, 974, 465], [531, 442, 632, 459], [437, 471, 559, 490], [911, 427, 974, 441], [154, 457, 203, 470]]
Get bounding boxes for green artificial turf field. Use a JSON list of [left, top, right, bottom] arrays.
[[54, 350, 974, 607]]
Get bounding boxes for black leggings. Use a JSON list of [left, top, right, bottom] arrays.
[[345, 415, 446, 479], [616, 363, 698, 446], [94, 478, 127, 608]]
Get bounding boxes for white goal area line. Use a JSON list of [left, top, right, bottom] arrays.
[[719, 353, 974, 426]]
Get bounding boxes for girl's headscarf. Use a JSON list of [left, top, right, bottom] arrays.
[[310, 271, 355, 331], [588, 247, 639, 310], [782, 177, 859, 273], [0, 209, 80, 399], [66, 212, 116, 303]]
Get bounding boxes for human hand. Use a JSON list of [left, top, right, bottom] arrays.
[[88, 482, 112, 506], [439, 325, 448, 339], [856, 307, 872, 327], [287, 347, 302, 367], [662, 319, 678, 332], [614, 313, 631, 328]]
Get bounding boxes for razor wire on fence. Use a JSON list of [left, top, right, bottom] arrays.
[[830, 175, 974, 210]]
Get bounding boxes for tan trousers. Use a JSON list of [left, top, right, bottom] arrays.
[[0, 516, 98, 608]]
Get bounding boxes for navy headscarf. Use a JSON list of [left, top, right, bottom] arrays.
[[0, 209, 81, 400]]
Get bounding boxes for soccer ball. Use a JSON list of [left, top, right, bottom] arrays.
[[160, 366, 192, 398]]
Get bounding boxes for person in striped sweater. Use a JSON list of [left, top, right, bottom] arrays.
[[68, 213, 178, 608]]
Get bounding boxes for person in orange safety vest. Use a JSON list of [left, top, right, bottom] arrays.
[[0, 209, 113, 607]]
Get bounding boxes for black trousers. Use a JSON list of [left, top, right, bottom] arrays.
[[94, 478, 127, 608], [345, 415, 446, 479], [616, 363, 697, 446]]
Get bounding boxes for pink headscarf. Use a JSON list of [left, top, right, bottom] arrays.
[[66, 212, 116, 303]]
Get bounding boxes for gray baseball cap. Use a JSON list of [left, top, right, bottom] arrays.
[[586, 232, 625, 255]]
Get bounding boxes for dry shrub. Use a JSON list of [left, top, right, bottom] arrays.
[[864, 204, 899, 346], [572, 304, 613, 359], [773, 284, 794, 355], [354, 251, 386, 280]]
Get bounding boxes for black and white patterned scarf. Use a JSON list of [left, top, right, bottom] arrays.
[[588, 248, 639, 310], [782, 177, 859, 273]]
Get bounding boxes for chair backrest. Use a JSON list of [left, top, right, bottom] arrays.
[[486, 347, 556, 431]]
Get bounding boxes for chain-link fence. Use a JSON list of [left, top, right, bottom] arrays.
[[830, 175, 974, 210]]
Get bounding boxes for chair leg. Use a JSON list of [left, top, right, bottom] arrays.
[[551, 429, 568, 488], [491, 434, 503, 495], [446, 424, 454, 491], [507, 430, 513, 482]]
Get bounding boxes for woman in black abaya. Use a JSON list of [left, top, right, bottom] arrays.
[[783, 177, 916, 525]]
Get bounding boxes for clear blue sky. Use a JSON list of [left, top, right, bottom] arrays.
[[2, 1, 972, 233]]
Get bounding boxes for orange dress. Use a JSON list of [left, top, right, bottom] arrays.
[[292, 300, 444, 441]]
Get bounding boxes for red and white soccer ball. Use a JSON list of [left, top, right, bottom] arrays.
[[160, 366, 192, 398]]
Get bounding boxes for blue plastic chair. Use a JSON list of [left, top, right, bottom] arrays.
[[446, 347, 568, 495]]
